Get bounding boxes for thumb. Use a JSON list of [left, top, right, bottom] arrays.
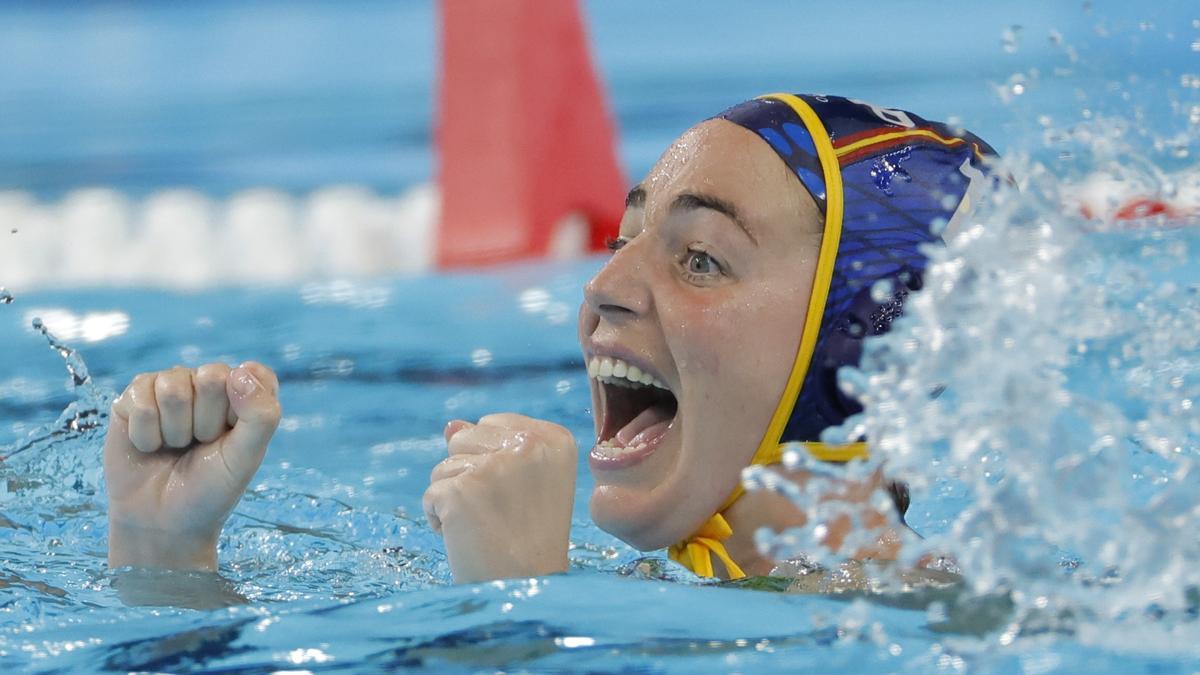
[[444, 419, 472, 444], [222, 363, 281, 482], [102, 404, 136, 472]]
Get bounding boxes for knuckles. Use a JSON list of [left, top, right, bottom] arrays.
[[154, 380, 192, 406], [194, 365, 229, 393]]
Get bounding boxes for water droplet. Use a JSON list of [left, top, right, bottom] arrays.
[[0, 288, 13, 304], [1001, 25, 1022, 53], [846, 316, 867, 338], [871, 279, 895, 303]]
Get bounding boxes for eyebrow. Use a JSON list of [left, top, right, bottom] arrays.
[[625, 185, 646, 208], [670, 192, 757, 245]]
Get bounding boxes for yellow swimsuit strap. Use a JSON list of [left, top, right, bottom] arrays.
[[667, 441, 867, 579]]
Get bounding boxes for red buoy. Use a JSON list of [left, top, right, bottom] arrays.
[[435, 0, 626, 267]]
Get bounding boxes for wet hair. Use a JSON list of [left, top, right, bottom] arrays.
[[887, 479, 911, 527]]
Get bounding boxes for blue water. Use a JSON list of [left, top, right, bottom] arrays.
[[2, 1, 1200, 672], [2, 1, 1196, 198], [1, 249, 1197, 672]]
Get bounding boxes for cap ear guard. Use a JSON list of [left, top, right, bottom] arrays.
[[808, 267, 924, 439]]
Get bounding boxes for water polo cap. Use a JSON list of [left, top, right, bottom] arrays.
[[668, 93, 998, 579]]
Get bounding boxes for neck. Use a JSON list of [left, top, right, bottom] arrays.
[[718, 466, 903, 579]]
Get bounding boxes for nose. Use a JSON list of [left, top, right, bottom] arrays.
[[582, 243, 651, 325]]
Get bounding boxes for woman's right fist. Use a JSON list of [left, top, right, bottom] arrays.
[[104, 361, 281, 570]]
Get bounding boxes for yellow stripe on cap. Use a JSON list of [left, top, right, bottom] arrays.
[[747, 93, 848, 467], [835, 128, 985, 162], [670, 94, 869, 581]]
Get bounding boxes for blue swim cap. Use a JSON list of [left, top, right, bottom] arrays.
[[720, 93, 999, 459]]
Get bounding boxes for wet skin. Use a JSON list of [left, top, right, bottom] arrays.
[[581, 118, 824, 553], [104, 119, 882, 582]]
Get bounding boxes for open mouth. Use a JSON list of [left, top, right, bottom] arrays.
[[587, 356, 679, 461]]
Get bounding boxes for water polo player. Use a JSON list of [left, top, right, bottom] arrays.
[[422, 93, 996, 581], [101, 93, 995, 582]]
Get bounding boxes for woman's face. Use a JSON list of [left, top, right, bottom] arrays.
[[579, 119, 823, 550]]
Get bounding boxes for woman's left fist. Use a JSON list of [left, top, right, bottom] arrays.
[[423, 413, 577, 583]]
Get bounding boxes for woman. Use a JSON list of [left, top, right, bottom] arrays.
[[104, 93, 996, 582]]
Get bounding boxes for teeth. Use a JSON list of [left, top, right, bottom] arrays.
[[593, 439, 650, 458], [587, 356, 669, 391]]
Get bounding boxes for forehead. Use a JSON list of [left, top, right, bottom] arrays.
[[638, 119, 818, 236]]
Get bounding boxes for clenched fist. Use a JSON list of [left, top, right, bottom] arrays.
[[423, 414, 577, 584], [104, 362, 281, 570]]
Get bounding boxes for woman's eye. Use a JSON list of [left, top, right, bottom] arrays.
[[606, 237, 628, 253], [684, 249, 721, 276]]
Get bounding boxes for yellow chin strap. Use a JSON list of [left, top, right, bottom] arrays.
[[666, 441, 867, 579], [667, 93, 866, 580]]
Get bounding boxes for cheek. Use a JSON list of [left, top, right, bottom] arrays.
[[674, 286, 809, 423], [672, 288, 803, 378], [668, 296, 739, 377]]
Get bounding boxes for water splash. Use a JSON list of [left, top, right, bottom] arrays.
[[5, 317, 108, 461], [0, 287, 13, 304], [753, 129, 1200, 651]]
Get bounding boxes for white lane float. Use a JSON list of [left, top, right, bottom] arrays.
[[0, 0, 1193, 291]]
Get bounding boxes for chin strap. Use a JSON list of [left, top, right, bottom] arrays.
[[667, 511, 744, 579], [668, 441, 867, 580]]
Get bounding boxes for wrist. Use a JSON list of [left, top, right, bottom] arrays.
[[448, 540, 570, 584], [108, 520, 219, 571]]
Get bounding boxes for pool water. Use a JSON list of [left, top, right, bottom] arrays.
[[3, 230, 1199, 671]]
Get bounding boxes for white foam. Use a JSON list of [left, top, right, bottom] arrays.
[[0, 184, 439, 290]]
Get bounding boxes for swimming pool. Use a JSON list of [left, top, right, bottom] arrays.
[[3, 217, 1199, 671], [3, 1, 1200, 672]]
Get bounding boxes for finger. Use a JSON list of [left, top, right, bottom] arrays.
[[478, 412, 574, 447], [226, 362, 276, 430], [430, 454, 478, 483], [102, 412, 141, 496], [422, 480, 451, 535], [444, 419, 472, 444], [193, 362, 232, 443], [446, 423, 524, 457], [221, 362, 282, 483], [477, 412, 527, 428], [126, 373, 163, 453], [155, 367, 195, 449], [111, 380, 134, 422]]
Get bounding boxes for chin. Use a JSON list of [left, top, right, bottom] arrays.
[[588, 483, 686, 552]]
